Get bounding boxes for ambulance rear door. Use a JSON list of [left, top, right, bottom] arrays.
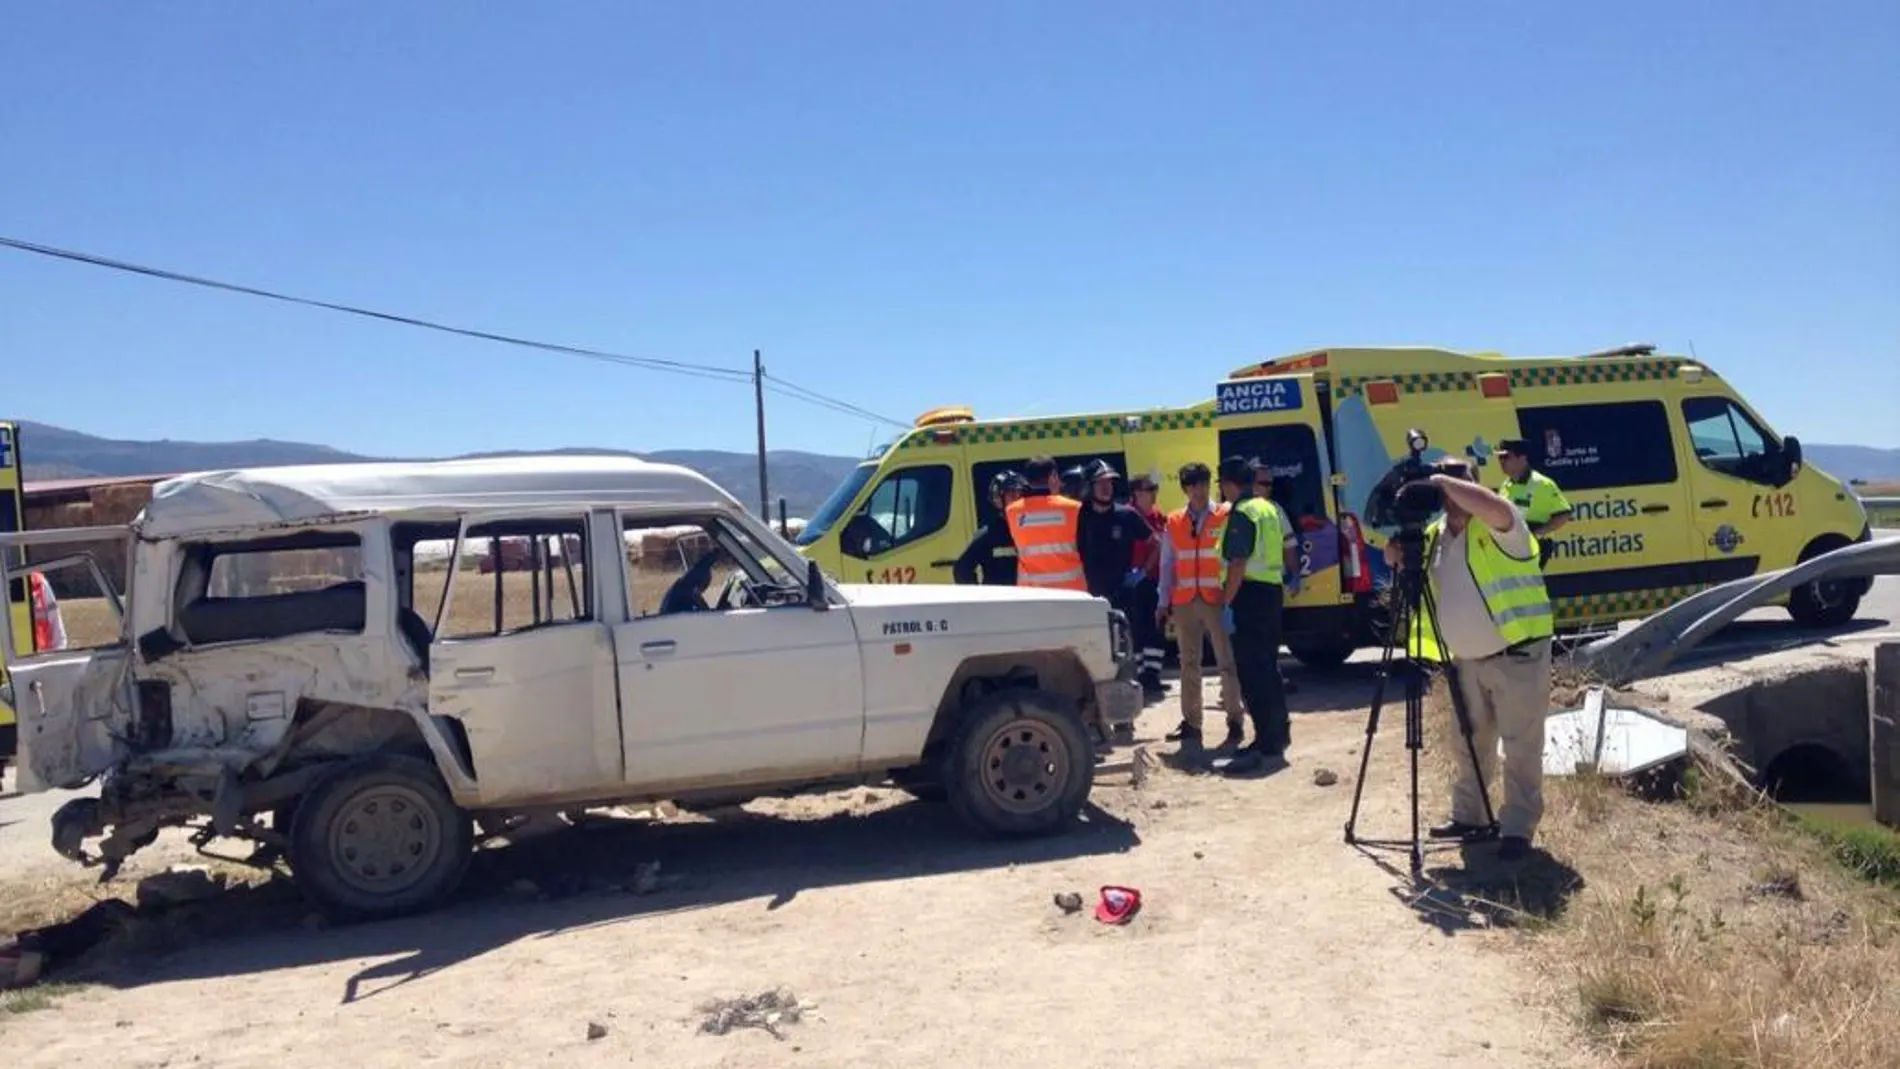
[[1213, 375, 1351, 618]]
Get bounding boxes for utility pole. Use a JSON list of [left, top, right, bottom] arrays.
[[753, 349, 770, 520]]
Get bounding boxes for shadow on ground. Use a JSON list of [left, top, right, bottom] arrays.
[[47, 798, 1139, 1005], [1376, 842, 1587, 936]]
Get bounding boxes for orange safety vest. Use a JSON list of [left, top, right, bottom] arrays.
[[1004, 494, 1087, 592], [1165, 502, 1230, 606], [28, 571, 54, 652]]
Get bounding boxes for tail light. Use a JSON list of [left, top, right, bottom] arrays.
[[1339, 513, 1371, 594]]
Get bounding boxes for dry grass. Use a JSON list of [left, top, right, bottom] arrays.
[[52, 564, 730, 650], [1418, 667, 1900, 1069]]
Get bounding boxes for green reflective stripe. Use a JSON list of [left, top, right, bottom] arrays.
[[1480, 573, 1546, 598], [1491, 603, 1554, 625]]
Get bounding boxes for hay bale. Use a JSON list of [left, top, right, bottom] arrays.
[[88, 483, 155, 523]]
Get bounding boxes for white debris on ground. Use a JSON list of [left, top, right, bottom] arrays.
[[697, 988, 811, 1041]]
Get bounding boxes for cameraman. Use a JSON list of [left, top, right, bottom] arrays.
[[1385, 457, 1555, 863]]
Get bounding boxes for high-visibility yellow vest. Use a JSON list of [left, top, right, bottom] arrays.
[[1407, 517, 1553, 662], [1235, 497, 1285, 586]]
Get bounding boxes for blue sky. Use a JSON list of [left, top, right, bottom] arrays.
[[4, 2, 1896, 458]]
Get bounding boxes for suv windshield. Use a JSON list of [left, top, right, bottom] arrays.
[[795, 463, 877, 546]]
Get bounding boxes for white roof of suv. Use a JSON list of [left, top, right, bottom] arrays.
[[137, 455, 735, 538]]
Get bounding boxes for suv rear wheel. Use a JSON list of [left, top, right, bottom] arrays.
[[943, 689, 1094, 837], [288, 754, 473, 922]]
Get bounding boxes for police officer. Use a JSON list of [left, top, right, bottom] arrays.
[[1216, 455, 1299, 775], [953, 470, 1025, 585], [1060, 464, 1087, 501], [1496, 438, 1571, 568], [1389, 456, 1555, 863]]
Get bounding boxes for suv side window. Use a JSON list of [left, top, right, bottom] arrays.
[[623, 513, 801, 615], [1514, 401, 1679, 492], [425, 517, 592, 640], [173, 530, 367, 646], [1681, 396, 1777, 482], [840, 465, 954, 559]]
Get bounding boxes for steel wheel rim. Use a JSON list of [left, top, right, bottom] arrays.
[[329, 785, 443, 896], [980, 718, 1069, 814]]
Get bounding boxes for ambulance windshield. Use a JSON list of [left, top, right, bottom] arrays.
[[796, 463, 878, 546]]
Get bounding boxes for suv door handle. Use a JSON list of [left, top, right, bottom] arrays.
[[1700, 498, 1728, 509], [640, 640, 677, 657], [453, 666, 495, 681], [1640, 504, 1671, 515]]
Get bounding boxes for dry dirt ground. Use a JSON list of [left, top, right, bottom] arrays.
[[0, 664, 1595, 1069]]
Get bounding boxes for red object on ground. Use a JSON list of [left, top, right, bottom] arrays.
[[1094, 885, 1142, 925]]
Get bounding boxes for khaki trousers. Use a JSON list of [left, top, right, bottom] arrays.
[[1171, 597, 1243, 731], [1448, 638, 1552, 840]]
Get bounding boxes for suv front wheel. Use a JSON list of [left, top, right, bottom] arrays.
[[943, 689, 1095, 837], [288, 754, 474, 922]]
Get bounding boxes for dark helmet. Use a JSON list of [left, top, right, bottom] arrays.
[[1084, 458, 1121, 483], [990, 469, 1027, 495]]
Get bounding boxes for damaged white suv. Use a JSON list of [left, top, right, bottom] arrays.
[[1, 456, 1139, 920]]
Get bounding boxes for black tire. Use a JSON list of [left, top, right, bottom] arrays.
[[287, 754, 473, 922], [1287, 638, 1356, 671], [943, 689, 1094, 838], [1787, 538, 1863, 628], [1788, 580, 1860, 628]]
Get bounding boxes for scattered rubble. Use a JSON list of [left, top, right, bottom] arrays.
[[586, 1020, 609, 1041], [1052, 891, 1084, 914], [1312, 768, 1340, 788], [698, 988, 809, 1041]]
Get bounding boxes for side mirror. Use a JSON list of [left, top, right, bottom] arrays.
[[1780, 435, 1803, 486], [806, 558, 829, 611]]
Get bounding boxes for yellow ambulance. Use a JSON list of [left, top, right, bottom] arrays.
[[2, 420, 27, 759], [794, 344, 1874, 668]]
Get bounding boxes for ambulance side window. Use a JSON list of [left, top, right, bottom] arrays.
[[842, 466, 954, 559], [1514, 401, 1678, 491], [1681, 397, 1777, 482]]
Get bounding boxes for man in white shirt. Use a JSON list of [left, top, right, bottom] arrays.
[[1385, 457, 1556, 863]]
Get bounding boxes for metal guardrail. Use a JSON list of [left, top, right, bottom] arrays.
[[1861, 495, 1900, 522], [1573, 536, 1900, 687]]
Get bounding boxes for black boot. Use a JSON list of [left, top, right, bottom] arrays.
[[1164, 720, 1202, 743]]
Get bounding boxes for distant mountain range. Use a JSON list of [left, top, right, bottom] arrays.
[[12, 420, 1900, 515], [13, 421, 864, 519]]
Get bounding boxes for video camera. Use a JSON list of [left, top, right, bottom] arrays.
[[1365, 428, 1445, 536]]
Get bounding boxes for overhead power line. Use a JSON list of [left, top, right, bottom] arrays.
[[0, 234, 908, 427]]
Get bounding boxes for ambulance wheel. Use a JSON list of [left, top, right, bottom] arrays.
[[1787, 537, 1862, 628], [945, 689, 1094, 838], [1288, 638, 1356, 671], [288, 755, 473, 922]]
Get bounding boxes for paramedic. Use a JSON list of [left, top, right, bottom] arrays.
[[953, 470, 1025, 586], [1496, 438, 1571, 568], [1005, 455, 1087, 593], [1387, 456, 1555, 864], [1216, 455, 1299, 775], [1126, 471, 1169, 700], [1158, 462, 1245, 750]]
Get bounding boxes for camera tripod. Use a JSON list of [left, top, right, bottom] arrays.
[[1341, 526, 1499, 877]]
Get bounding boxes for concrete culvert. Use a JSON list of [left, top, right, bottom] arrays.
[[1758, 743, 1867, 804]]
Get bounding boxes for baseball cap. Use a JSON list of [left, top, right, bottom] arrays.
[[1497, 438, 1532, 455]]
